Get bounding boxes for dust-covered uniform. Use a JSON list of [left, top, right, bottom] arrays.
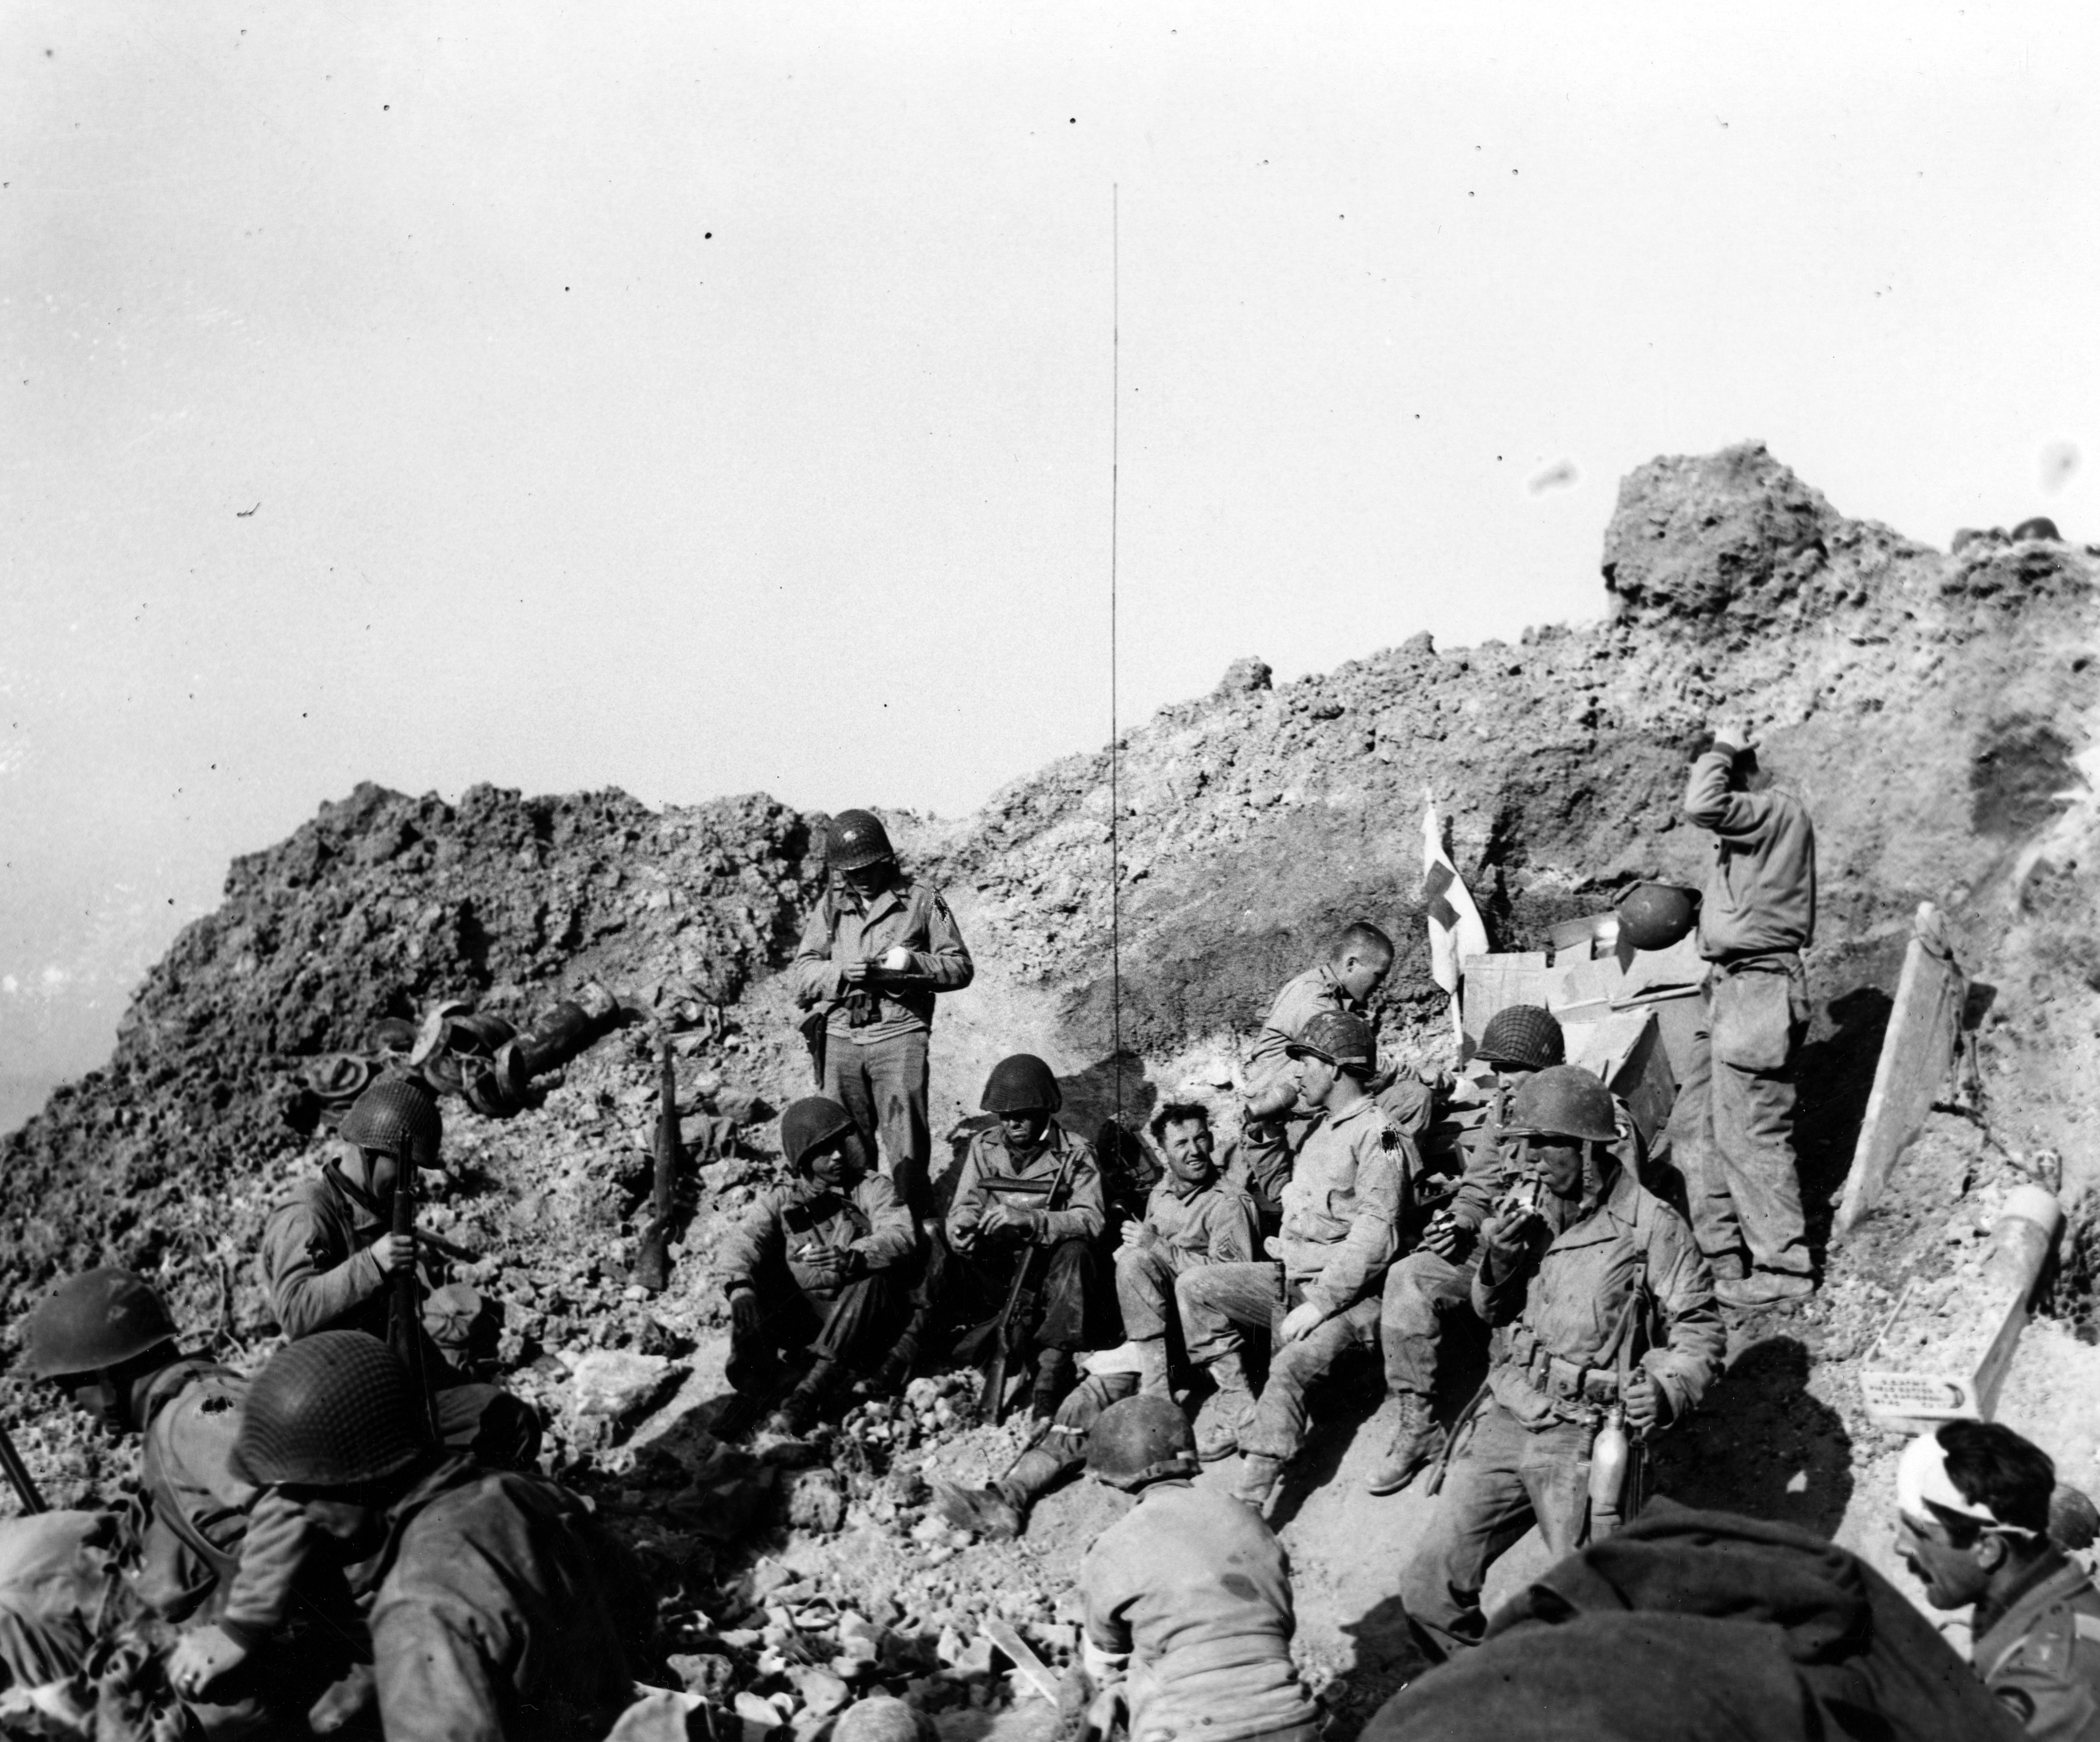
[[1115, 1174, 1263, 1345], [1231, 965, 1366, 1231], [1180, 1097, 1409, 1463], [1668, 740, 1816, 1282], [719, 1171, 915, 1389], [946, 1121, 1106, 1354], [347, 1456, 647, 1742], [1081, 1478, 1321, 1742], [1397, 1160, 1722, 1661], [1972, 1555, 2100, 1740], [790, 874, 973, 1213], [259, 1165, 539, 1469]]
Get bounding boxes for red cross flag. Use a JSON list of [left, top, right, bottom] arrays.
[[1422, 794, 1489, 1032]]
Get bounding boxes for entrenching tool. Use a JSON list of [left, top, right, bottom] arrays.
[[0, 1422, 47, 1514], [633, 1038, 683, 1293], [974, 1148, 1078, 1425]]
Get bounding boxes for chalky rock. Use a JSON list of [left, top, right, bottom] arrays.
[[561, 1349, 686, 1448], [834, 1696, 927, 1742]]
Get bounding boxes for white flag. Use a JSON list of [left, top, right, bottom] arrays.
[[1422, 794, 1490, 995]]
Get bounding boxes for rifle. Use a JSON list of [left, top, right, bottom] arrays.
[[976, 1148, 1079, 1426], [0, 1422, 46, 1514], [797, 1008, 829, 1089], [1424, 1378, 1490, 1497], [633, 1038, 682, 1293], [324, 1162, 479, 1265], [1588, 1286, 1651, 1539], [389, 1139, 441, 1443]]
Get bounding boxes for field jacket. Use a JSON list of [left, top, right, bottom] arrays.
[[1684, 745, 1816, 960], [790, 877, 973, 1043], [719, 1173, 914, 1301], [1274, 1097, 1409, 1318]]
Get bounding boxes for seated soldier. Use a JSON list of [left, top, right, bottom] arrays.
[[721, 1097, 916, 1434], [259, 1071, 539, 1469], [1368, 1004, 1564, 1495], [1179, 1011, 1410, 1509], [20, 1269, 368, 1733], [945, 1054, 1106, 1420], [229, 1332, 652, 1742], [928, 1103, 1256, 1540]]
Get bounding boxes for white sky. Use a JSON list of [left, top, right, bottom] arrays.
[[4, 2, 2097, 1106]]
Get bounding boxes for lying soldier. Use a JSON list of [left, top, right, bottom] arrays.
[[721, 1096, 916, 1434]]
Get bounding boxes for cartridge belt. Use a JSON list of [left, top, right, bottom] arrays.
[[1506, 1324, 1619, 1406]]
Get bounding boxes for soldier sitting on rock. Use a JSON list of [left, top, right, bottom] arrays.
[[229, 1331, 651, 1742], [15, 1269, 370, 1734], [720, 1096, 916, 1435], [944, 1054, 1106, 1421], [259, 1070, 541, 1470], [928, 1102, 1258, 1541]]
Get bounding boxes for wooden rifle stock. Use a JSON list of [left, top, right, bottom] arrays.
[[391, 1142, 440, 1443], [633, 1039, 681, 1293], [977, 1146, 1078, 1425]]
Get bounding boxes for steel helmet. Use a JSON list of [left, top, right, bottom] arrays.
[[229, 1331, 430, 1488], [1086, 1395, 1199, 1491], [338, 1073, 443, 1171], [1475, 1005, 1565, 1072], [1288, 1010, 1377, 1075], [2013, 516, 2062, 543], [825, 810, 895, 874], [780, 1097, 857, 1171], [981, 1054, 1062, 1115], [834, 1698, 927, 1742], [23, 1269, 179, 1380], [1614, 883, 1701, 953], [1503, 1065, 1619, 1145]]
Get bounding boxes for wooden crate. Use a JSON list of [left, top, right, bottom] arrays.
[[1859, 1274, 2031, 1430]]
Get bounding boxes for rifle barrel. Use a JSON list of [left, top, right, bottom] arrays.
[[0, 1424, 47, 1514]]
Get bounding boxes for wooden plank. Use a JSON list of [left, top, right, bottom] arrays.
[[1563, 1009, 1678, 1151], [1834, 903, 1967, 1239], [1459, 952, 1551, 1044]]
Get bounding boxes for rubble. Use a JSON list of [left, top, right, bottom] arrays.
[[8, 442, 2100, 1733]]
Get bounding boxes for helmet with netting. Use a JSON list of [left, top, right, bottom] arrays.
[[1503, 1065, 1619, 1145], [825, 810, 895, 874], [1475, 1005, 1565, 1072], [1087, 1395, 1199, 1491], [23, 1269, 179, 1379], [1288, 1010, 1377, 1074], [229, 1331, 430, 1488], [338, 1072, 443, 1171]]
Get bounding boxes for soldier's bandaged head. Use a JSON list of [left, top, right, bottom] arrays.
[[1899, 1429, 2040, 1541]]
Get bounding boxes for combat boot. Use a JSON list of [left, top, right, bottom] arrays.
[[1031, 1347, 1075, 1420], [763, 1357, 841, 1437], [1134, 1338, 1170, 1399], [1717, 1269, 1813, 1309], [1365, 1393, 1445, 1496], [1232, 1453, 1283, 1511], [1193, 1353, 1257, 1462]]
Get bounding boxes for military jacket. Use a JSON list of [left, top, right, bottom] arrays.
[[1274, 1097, 1409, 1318], [1975, 1556, 2100, 1741], [1136, 1175, 1262, 1274], [790, 876, 973, 1043], [718, 1172, 914, 1300], [1246, 964, 1361, 1075], [945, 1122, 1104, 1252], [1684, 746, 1817, 960]]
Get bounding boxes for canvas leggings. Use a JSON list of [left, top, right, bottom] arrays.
[[1668, 956, 1812, 1279]]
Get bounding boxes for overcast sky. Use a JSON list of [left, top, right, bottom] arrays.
[[4, 3, 2096, 1123]]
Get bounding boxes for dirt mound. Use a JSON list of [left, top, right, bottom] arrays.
[[8, 440, 2100, 1733]]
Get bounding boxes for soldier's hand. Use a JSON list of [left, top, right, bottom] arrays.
[[729, 1289, 763, 1341], [1624, 1369, 1665, 1432], [843, 960, 874, 986], [1118, 1221, 1145, 1249], [1277, 1300, 1326, 1346], [1709, 717, 1754, 754], [1421, 1217, 1463, 1259], [1478, 1212, 1532, 1267], [170, 1624, 249, 1699], [369, 1234, 417, 1275], [978, 1198, 1009, 1238]]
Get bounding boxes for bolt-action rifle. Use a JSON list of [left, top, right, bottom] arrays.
[[389, 1135, 441, 1444], [633, 1038, 683, 1293], [0, 1423, 46, 1514], [975, 1146, 1079, 1425]]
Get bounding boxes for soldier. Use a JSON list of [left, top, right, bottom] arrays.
[[1671, 719, 1818, 1306], [1075, 1397, 1322, 1742], [790, 808, 974, 1218], [928, 1103, 1257, 1541], [1396, 1064, 1723, 1664], [228, 1331, 650, 1742], [1177, 1010, 1409, 1508], [945, 1054, 1105, 1420], [259, 1071, 540, 1468], [721, 1097, 916, 1435], [19, 1269, 366, 1731], [1368, 1004, 1564, 1495], [1232, 922, 1396, 1235], [1894, 1420, 2100, 1739]]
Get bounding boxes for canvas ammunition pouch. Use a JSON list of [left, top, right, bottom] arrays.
[[1506, 1324, 1620, 1416]]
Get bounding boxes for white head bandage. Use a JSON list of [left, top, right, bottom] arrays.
[[1897, 1430, 2039, 1538]]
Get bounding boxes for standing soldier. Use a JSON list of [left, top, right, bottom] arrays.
[[1233, 923, 1396, 1236], [1673, 720, 1818, 1307], [1894, 1420, 2100, 1739], [259, 1071, 540, 1467], [19, 1269, 366, 1730], [945, 1054, 1105, 1421], [1178, 1011, 1409, 1509], [1368, 1004, 1564, 1495], [720, 1097, 915, 1435], [229, 1331, 650, 1742], [790, 808, 974, 1219], [1396, 1065, 1722, 1664], [1075, 1397, 1322, 1742]]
